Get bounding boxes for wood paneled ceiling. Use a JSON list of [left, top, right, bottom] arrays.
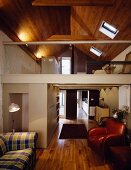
[[0, 0, 131, 61], [32, 0, 115, 6]]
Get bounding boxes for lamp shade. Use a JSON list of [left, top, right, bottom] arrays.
[[9, 103, 20, 112]]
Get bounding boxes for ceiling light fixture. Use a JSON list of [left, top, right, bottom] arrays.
[[99, 21, 119, 39], [35, 51, 43, 58], [90, 46, 102, 56], [18, 32, 29, 41]]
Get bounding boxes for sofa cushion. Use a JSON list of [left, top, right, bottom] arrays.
[[4, 132, 37, 151], [0, 136, 7, 157], [88, 135, 106, 153], [0, 148, 32, 170], [106, 119, 126, 134], [110, 146, 131, 170]]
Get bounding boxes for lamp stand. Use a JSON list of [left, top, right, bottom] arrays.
[[12, 119, 15, 133], [9, 102, 20, 133]]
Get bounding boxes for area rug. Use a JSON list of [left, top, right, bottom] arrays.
[[59, 124, 87, 139]]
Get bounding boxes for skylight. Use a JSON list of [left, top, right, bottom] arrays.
[[99, 21, 119, 39], [90, 47, 102, 57]]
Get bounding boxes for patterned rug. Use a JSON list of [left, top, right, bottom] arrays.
[[59, 124, 87, 139]]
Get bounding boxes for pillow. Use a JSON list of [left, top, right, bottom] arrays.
[[0, 136, 7, 156]]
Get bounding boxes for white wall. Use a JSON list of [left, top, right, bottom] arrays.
[[3, 83, 48, 148], [29, 84, 47, 148], [1, 31, 41, 74], [119, 85, 130, 110], [0, 31, 4, 74], [22, 93, 29, 131], [119, 85, 131, 129], [0, 83, 3, 133], [4, 45, 40, 74], [100, 87, 119, 115], [2, 74, 131, 84], [0, 30, 41, 132], [47, 84, 58, 145], [41, 57, 59, 74]]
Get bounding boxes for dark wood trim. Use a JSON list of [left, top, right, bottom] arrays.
[[71, 45, 74, 74]]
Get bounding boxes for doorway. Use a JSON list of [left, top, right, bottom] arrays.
[[63, 90, 89, 120], [60, 89, 100, 120], [59, 90, 66, 118], [77, 90, 89, 119], [66, 90, 77, 119]]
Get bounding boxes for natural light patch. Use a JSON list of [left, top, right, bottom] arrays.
[[99, 21, 119, 39], [62, 57, 71, 74], [90, 46, 103, 57]]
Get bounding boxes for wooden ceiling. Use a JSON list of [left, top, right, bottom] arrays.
[[0, 0, 131, 62], [32, 0, 115, 6]]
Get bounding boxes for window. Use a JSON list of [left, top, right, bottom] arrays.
[[99, 21, 119, 39], [90, 46, 103, 56]]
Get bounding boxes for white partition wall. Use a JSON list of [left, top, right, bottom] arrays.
[[3, 83, 48, 148], [119, 85, 131, 110], [119, 85, 131, 130]]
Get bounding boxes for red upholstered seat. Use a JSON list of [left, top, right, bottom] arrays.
[[110, 146, 131, 170], [87, 118, 127, 160], [88, 135, 106, 153]]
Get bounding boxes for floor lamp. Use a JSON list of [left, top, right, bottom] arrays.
[[9, 103, 20, 133]]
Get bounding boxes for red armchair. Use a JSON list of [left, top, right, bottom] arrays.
[[88, 118, 127, 160]]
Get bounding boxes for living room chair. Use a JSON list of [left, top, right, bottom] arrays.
[[0, 132, 38, 170], [87, 118, 127, 160], [110, 146, 131, 170]]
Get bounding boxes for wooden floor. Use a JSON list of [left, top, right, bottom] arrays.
[[34, 118, 112, 170]]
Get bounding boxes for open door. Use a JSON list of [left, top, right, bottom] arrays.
[[66, 90, 77, 119]]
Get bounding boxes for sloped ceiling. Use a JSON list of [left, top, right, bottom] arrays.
[[0, 0, 131, 61]]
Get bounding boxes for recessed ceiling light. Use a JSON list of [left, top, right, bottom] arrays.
[[99, 21, 119, 39], [90, 46, 103, 57]]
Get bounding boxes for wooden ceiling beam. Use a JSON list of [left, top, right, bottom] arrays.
[[71, 8, 95, 39], [48, 35, 96, 41], [32, 0, 115, 6]]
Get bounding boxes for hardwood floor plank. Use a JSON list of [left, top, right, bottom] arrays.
[[35, 118, 112, 170]]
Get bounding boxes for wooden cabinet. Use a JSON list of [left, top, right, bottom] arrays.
[[95, 106, 110, 123]]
